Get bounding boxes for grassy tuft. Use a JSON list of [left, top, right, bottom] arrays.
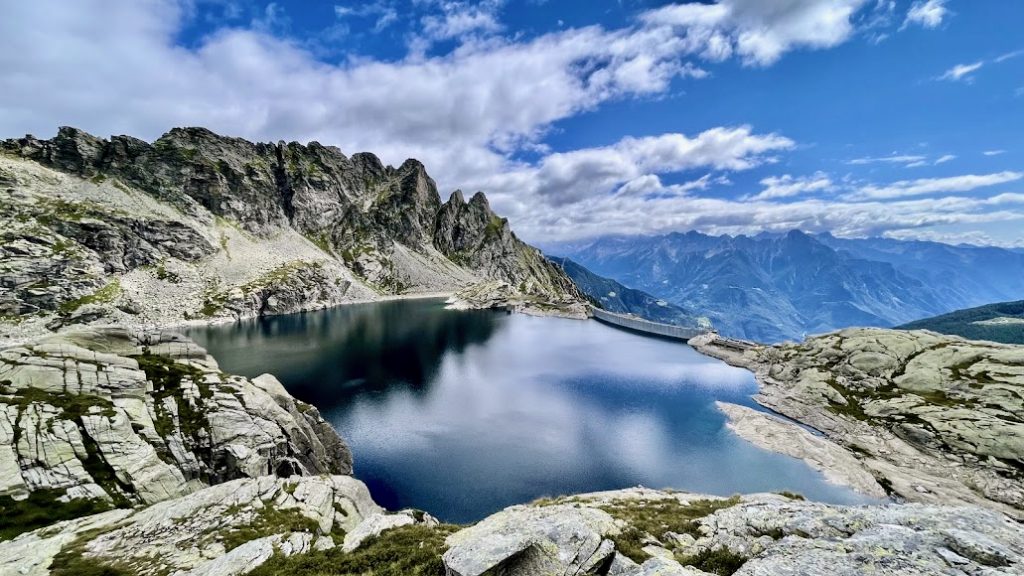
[[49, 527, 131, 576], [678, 547, 749, 576], [248, 524, 459, 576], [217, 507, 322, 552], [58, 280, 121, 315], [598, 496, 741, 564]]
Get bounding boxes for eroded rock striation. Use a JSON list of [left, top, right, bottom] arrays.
[[0, 327, 351, 539], [693, 328, 1024, 519], [0, 126, 583, 338]]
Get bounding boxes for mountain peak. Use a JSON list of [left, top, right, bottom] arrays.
[[448, 189, 466, 205], [2, 125, 585, 322]]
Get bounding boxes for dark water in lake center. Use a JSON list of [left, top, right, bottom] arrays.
[[188, 298, 870, 523]]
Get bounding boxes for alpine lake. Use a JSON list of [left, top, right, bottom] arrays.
[[188, 298, 871, 523]]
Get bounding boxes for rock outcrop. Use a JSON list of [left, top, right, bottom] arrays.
[[441, 488, 1024, 575], [715, 402, 888, 498], [0, 474, 414, 576], [447, 279, 589, 319], [0, 327, 351, 539], [692, 329, 1024, 519], [0, 127, 584, 337]]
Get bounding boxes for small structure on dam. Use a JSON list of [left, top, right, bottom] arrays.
[[588, 306, 710, 341]]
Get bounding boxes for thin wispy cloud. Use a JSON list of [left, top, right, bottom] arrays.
[[849, 171, 1023, 200], [936, 46, 1022, 85], [334, 2, 400, 33], [848, 154, 926, 167], [938, 61, 983, 82], [984, 150, 1007, 156], [934, 154, 956, 164], [995, 49, 1023, 63]]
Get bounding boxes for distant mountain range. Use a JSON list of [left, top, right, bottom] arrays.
[[549, 257, 706, 329], [899, 300, 1024, 345], [548, 230, 1024, 343]]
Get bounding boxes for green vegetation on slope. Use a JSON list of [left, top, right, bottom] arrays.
[[58, 280, 121, 315], [598, 495, 744, 573], [248, 524, 459, 576], [898, 300, 1024, 344], [0, 490, 114, 542]]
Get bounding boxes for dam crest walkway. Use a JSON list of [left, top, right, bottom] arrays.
[[588, 306, 710, 341]]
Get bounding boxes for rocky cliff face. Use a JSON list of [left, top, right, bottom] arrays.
[[0, 327, 351, 540], [692, 328, 1024, 520], [0, 126, 583, 336]]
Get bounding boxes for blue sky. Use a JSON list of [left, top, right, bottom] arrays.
[[2, 0, 1023, 245]]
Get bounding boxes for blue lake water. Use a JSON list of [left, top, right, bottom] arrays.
[[188, 298, 870, 523]]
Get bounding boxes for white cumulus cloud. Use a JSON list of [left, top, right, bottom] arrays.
[[747, 173, 833, 201], [642, 0, 872, 66], [903, 0, 950, 29]]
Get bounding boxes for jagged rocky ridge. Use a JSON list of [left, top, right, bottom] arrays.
[[0, 126, 583, 336], [692, 328, 1024, 520]]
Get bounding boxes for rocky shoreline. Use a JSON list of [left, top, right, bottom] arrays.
[[692, 329, 1024, 521], [714, 401, 887, 498]]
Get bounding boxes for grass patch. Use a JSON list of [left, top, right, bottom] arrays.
[[0, 384, 116, 423], [248, 524, 459, 576], [49, 527, 131, 576], [678, 547, 749, 576], [58, 280, 121, 315], [484, 215, 505, 239], [598, 496, 740, 564], [776, 491, 805, 501], [155, 262, 181, 284], [217, 507, 322, 552], [305, 232, 333, 254], [0, 489, 114, 541]]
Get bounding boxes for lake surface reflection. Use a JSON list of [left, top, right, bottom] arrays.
[[188, 298, 869, 522]]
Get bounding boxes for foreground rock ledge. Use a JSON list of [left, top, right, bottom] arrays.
[[441, 488, 1023, 576], [0, 474, 424, 576]]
